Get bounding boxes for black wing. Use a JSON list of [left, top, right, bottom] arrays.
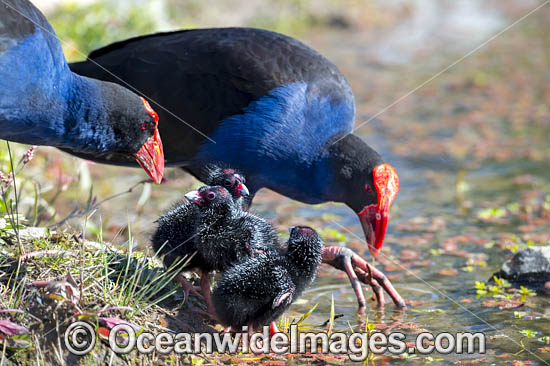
[[68, 28, 352, 166]]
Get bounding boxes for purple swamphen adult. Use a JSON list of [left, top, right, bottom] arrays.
[[0, 0, 164, 183]]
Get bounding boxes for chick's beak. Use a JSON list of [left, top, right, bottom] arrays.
[[358, 164, 399, 258], [184, 190, 204, 206], [134, 128, 164, 184], [235, 183, 250, 197]]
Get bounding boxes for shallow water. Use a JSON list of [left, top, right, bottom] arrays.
[[40, 0, 549, 364]]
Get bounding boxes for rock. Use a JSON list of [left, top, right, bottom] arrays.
[[4, 227, 50, 241], [493, 246, 550, 286]]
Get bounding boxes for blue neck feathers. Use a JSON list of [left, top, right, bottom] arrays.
[[195, 82, 355, 202], [0, 27, 116, 153]]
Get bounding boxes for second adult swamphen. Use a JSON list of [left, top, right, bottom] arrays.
[[0, 0, 164, 183], [68, 28, 404, 310]]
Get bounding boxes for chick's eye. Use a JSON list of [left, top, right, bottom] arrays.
[[364, 184, 373, 193], [206, 192, 216, 200], [223, 179, 232, 187], [141, 122, 150, 131]]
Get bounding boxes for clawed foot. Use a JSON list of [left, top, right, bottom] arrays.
[[321, 246, 406, 312], [175, 273, 203, 303], [180, 272, 218, 321]]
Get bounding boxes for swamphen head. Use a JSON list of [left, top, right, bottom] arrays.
[[107, 95, 165, 184], [326, 134, 399, 257], [63, 85, 166, 184]]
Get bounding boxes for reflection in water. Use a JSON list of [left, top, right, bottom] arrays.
[[374, 0, 503, 65]]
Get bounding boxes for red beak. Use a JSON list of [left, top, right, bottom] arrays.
[[134, 97, 164, 184], [134, 128, 164, 184], [358, 164, 399, 257]]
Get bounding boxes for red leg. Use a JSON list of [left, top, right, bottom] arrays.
[[200, 271, 218, 321], [175, 273, 203, 303], [321, 246, 406, 311]]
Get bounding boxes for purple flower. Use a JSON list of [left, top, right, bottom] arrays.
[[0, 320, 28, 337]]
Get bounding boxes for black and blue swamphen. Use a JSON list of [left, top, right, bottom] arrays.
[[212, 226, 323, 334], [68, 27, 404, 310], [0, 0, 164, 183]]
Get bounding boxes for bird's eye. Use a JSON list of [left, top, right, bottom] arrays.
[[206, 192, 216, 200], [141, 122, 149, 131], [364, 184, 373, 193], [223, 179, 232, 187]]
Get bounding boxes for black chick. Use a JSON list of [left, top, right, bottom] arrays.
[[183, 185, 281, 318], [191, 163, 249, 209], [185, 186, 281, 273], [212, 226, 322, 332], [151, 166, 248, 301]]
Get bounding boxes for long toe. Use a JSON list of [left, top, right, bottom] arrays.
[[321, 246, 406, 309], [355, 267, 385, 307], [190, 305, 215, 319], [350, 253, 407, 308], [321, 246, 368, 311]]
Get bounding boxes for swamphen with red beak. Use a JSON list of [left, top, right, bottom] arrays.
[[212, 226, 322, 333], [0, 0, 164, 183], [68, 27, 404, 309], [152, 165, 249, 301]]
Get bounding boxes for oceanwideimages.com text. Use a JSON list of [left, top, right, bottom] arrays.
[[65, 322, 486, 361]]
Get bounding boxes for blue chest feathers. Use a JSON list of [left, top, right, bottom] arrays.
[[195, 82, 355, 202], [0, 28, 70, 144]]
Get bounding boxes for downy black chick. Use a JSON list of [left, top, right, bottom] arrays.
[[151, 166, 248, 301], [211, 226, 322, 332], [184, 185, 281, 318], [185, 186, 281, 273]]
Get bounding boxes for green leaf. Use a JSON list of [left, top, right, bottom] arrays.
[[319, 227, 347, 242], [477, 207, 506, 219], [296, 303, 318, 324], [520, 329, 538, 338], [519, 286, 535, 297]]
